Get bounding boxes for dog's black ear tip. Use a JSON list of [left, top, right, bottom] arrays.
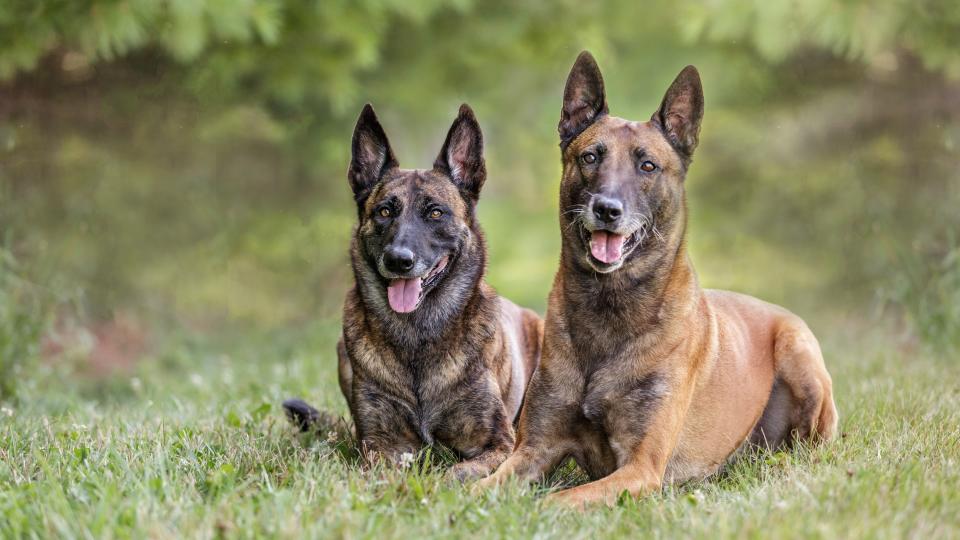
[[457, 103, 477, 121], [677, 65, 703, 86], [572, 51, 602, 74], [575, 50, 597, 63], [357, 103, 379, 125], [566, 50, 604, 92]]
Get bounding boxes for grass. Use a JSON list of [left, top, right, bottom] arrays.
[[1, 317, 959, 539]]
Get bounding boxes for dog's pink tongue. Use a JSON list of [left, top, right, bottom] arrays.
[[590, 231, 626, 264], [387, 277, 423, 313]]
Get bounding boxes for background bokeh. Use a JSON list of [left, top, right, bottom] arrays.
[[1, 0, 959, 389]]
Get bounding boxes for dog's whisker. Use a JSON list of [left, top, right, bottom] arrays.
[[565, 216, 584, 232], [645, 215, 663, 243]]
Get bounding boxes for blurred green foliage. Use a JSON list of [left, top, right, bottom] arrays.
[[887, 235, 960, 355], [0, 0, 958, 354], [686, 0, 960, 75]]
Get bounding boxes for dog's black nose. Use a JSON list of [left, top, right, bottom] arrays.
[[592, 196, 623, 223], [384, 247, 416, 273]]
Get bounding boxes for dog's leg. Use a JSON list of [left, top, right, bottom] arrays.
[[476, 439, 574, 488], [476, 398, 582, 488], [449, 446, 512, 482], [448, 402, 517, 482], [546, 459, 658, 509], [573, 426, 618, 480], [748, 377, 794, 450], [476, 394, 581, 487], [478, 313, 592, 489], [546, 375, 695, 509], [479, 422, 611, 491], [337, 336, 354, 412], [772, 320, 839, 443], [351, 379, 422, 465]]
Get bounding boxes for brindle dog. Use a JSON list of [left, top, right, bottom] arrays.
[[479, 52, 838, 506], [285, 104, 542, 481]]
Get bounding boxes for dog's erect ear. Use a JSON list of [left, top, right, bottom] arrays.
[[559, 51, 608, 149], [652, 66, 704, 161], [434, 104, 486, 201], [348, 104, 398, 203]]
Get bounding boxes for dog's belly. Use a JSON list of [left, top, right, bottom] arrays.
[[665, 291, 780, 483]]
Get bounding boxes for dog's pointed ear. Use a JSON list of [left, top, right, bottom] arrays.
[[559, 51, 608, 149], [652, 65, 704, 160], [434, 104, 486, 201], [348, 104, 398, 203]]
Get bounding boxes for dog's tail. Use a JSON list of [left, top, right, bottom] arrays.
[[282, 398, 341, 434]]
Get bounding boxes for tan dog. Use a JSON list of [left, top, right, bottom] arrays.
[[479, 52, 838, 507]]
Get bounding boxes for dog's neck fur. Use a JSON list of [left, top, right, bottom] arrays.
[[559, 200, 702, 344], [351, 221, 490, 351]]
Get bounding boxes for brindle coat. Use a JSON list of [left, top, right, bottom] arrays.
[[288, 104, 542, 481], [479, 52, 838, 506]]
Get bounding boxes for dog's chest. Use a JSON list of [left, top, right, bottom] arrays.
[[351, 309, 504, 455], [581, 370, 666, 426], [408, 372, 495, 451], [576, 360, 670, 468], [377, 342, 487, 442]]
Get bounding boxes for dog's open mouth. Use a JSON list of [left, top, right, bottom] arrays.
[[587, 230, 640, 266], [386, 256, 449, 313]]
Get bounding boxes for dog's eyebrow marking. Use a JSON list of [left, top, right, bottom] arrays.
[[378, 194, 402, 213], [580, 141, 606, 156], [416, 195, 439, 212]]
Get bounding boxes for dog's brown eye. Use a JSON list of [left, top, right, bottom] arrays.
[[581, 152, 597, 164], [429, 209, 443, 220], [379, 207, 391, 218], [640, 161, 657, 172]]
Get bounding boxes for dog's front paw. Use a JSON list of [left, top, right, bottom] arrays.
[[447, 461, 489, 483], [474, 474, 498, 490], [544, 489, 594, 511]]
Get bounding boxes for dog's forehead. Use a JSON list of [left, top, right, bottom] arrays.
[[574, 116, 675, 158], [368, 169, 465, 212]]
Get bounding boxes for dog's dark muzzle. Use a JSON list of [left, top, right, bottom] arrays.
[[591, 195, 624, 225], [383, 246, 417, 274]]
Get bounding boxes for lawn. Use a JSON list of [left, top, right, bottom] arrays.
[[2, 317, 959, 539]]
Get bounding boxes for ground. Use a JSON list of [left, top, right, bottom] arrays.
[[1, 318, 958, 539]]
